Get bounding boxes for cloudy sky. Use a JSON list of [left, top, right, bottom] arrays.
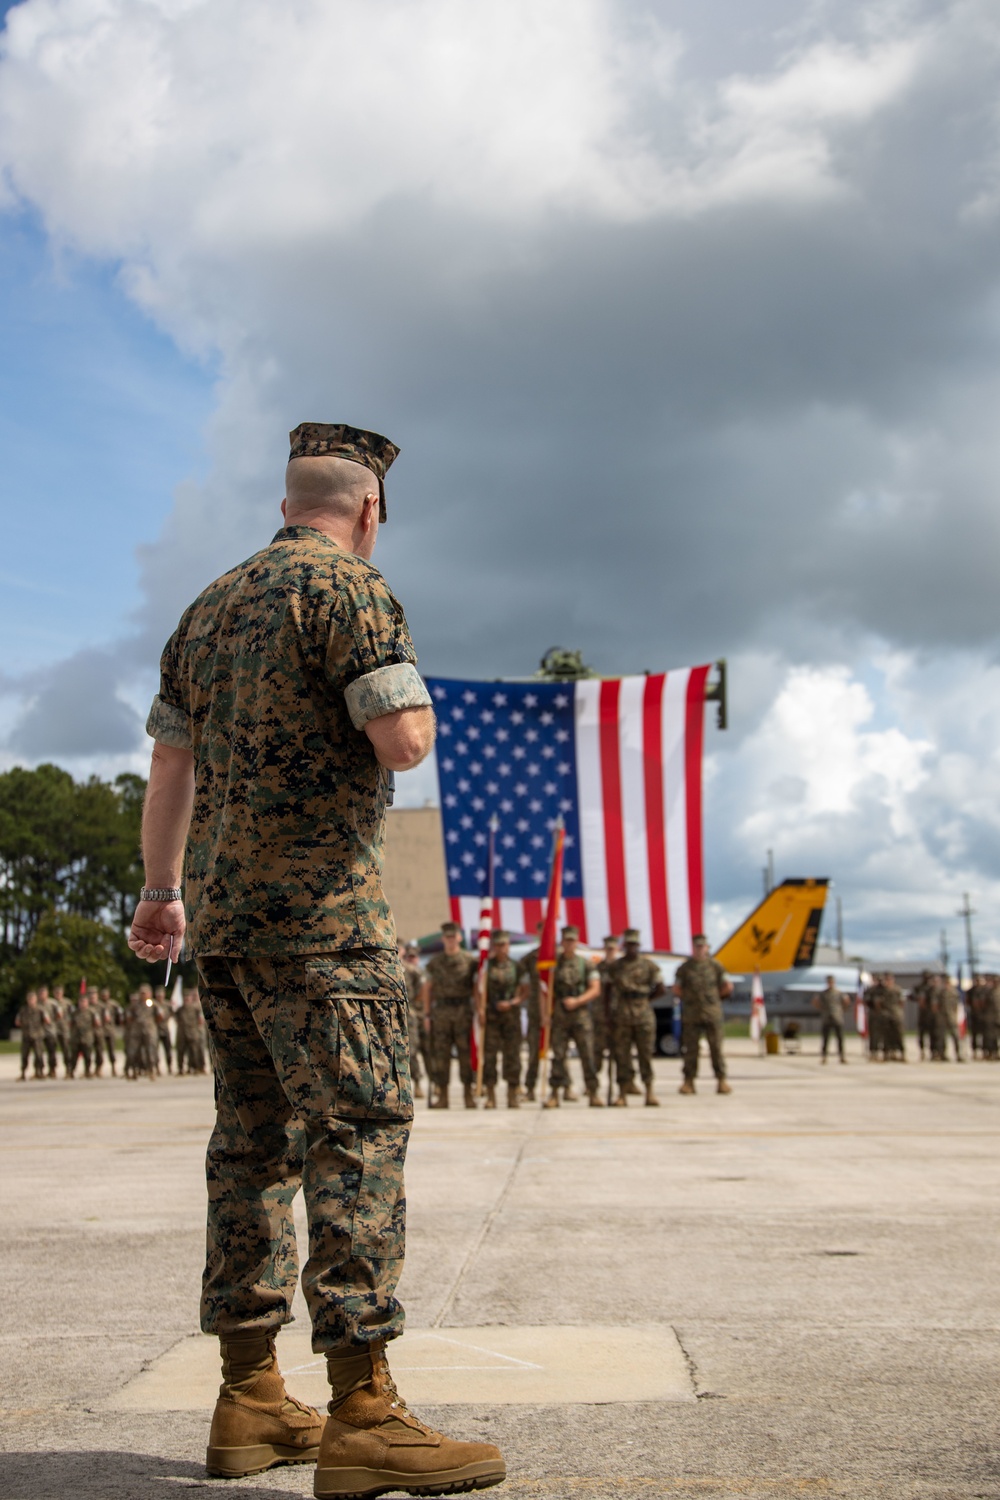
[[2, 0, 999, 962]]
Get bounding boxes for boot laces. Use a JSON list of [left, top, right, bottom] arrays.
[[373, 1347, 413, 1416]]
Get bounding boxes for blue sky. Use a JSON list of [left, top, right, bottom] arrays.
[[0, 211, 213, 674]]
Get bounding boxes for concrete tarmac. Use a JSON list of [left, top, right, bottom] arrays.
[[2, 1038, 999, 1499]]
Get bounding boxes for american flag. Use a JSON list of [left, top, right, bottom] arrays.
[[427, 666, 711, 952]]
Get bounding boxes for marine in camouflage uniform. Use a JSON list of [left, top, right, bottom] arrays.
[[98, 987, 119, 1075], [481, 931, 523, 1108], [936, 975, 965, 1061], [675, 935, 733, 1094], [152, 985, 173, 1073], [176, 988, 208, 1073], [868, 975, 906, 1060], [516, 934, 545, 1100], [917, 972, 941, 1056], [609, 930, 663, 1106], [966, 974, 985, 1058], [981, 975, 1000, 1060], [401, 943, 426, 1100], [71, 995, 99, 1078], [813, 977, 848, 1063], [15, 992, 45, 1080], [51, 986, 73, 1075], [131, 426, 498, 1493], [545, 927, 603, 1108], [594, 935, 626, 1095], [423, 924, 477, 1108], [37, 985, 59, 1078]]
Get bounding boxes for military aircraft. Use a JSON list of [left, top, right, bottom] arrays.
[[646, 879, 866, 1053]]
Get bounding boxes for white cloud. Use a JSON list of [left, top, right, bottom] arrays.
[[2, 0, 1000, 965]]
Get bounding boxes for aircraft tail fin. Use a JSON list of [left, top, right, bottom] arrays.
[[715, 879, 829, 973]]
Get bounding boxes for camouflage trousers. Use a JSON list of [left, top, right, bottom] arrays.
[[407, 1004, 425, 1086], [614, 1002, 655, 1087], [71, 1037, 101, 1076], [592, 1003, 616, 1079], [681, 1008, 726, 1081], [482, 1008, 522, 1088], [19, 1034, 44, 1076], [430, 1002, 473, 1088], [550, 1004, 599, 1093], [196, 950, 412, 1352], [524, 995, 541, 1090]]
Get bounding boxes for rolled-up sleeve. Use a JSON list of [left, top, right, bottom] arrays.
[[145, 693, 192, 749], [344, 662, 432, 729]]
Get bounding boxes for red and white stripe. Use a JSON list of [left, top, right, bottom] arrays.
[[574, 666, 709, 951], [451, 666, 710, 950]]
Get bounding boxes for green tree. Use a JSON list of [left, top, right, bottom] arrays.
[[0, 764, 150, 1030], [5, 910, 128, 1011]]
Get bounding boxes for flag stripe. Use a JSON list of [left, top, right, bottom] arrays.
[[575, 681, 610, 944], [599, 679, 629, 935], [618, 674, 653, 947], [522, 897, 543, 934], [565, 896, 587, 940], [642, 674, 670, 951], [663, 669, 692, 955], [685, 665, 710, 939]]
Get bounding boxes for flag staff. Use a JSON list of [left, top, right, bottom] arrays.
[[535, 817, 565, 1109], [473, 814, 499, 1102]]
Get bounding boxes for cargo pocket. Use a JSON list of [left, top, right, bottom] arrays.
[[351, 1121, 409, 1261]]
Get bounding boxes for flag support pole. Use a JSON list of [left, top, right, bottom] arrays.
[[474, 815, 498, 1103], [535, 817, 565, 1109]]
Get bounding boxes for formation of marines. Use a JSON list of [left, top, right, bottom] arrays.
[[403, 921, 734, 1108], [13, 982, 209, 1081]]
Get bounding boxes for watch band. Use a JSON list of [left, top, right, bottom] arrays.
[[139, 886, 183, 903]]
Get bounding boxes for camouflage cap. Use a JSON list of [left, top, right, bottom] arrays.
[[288, 422, 400, 522], [561, 924, 580, 939], [441, 920, 461, 935], [692, 932, 709, 944], [623, 928, 641, 942], [603, 935, 618, 944], [491, 929, 511, 943]]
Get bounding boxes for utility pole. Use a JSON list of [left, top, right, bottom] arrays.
[[836, 896, 844, 960], [958, 893, 977, 976], [939, 928, 949, 971]]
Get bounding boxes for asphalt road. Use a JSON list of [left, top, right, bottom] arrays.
[[2, 1036, 999, 1499]]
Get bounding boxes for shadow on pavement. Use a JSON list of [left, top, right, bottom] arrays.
[[1, 1451, 305, 1498]]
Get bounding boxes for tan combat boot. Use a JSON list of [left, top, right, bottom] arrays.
[[316, 1340, 505, 1499], [543, 1089, 560, 1109], [717, 1078, 732, 1094], [485, 1084, 497, 1109], [614, 1091, 628, 1107], [562, 1084, 578, 1102], [678, 1079, 696, 1095], [507, 1085, 520, 1109], [430, 1087, 449, 1109], [587, 1088, 604, 1108], [525, 1086, 536, 1102], [625, 1080, 642, 1096], [464, 1083, 477, 1109], [645, 1085, 660, 1107], [206, 1331, 324, 1478]]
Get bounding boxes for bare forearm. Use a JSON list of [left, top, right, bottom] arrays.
[[142, 744, 195, 885]]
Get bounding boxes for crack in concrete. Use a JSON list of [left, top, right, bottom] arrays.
[[432, 1116, 543, 1328]]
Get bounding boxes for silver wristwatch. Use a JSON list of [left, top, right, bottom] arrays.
[[139, 886, 183, 903]]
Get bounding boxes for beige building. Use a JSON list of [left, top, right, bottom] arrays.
[[383, 805, 449, 942]]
